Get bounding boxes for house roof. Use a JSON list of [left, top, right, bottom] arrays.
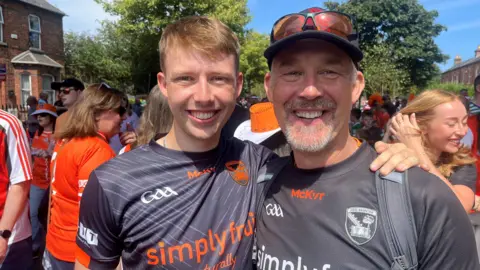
[[443, 56, 480, 74], [11, 50, 63, 68], [18, 0, 66, 16]]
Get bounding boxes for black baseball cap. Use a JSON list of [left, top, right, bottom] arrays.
[[264, 7, 363, 69], [51, 78, 85, 91]]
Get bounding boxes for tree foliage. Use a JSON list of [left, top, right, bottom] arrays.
[[325, 0, 447, 90], [64, 31, 131, 91], [240, 31, 269, 97], [361, 44, 410, 97]]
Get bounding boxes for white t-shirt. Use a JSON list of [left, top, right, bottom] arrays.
[[109, 112, 140, 153], [0, 111, 33, 245]]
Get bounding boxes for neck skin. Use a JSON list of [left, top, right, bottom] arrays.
[[160, 123, 220, 152], [425, 144, 441, 164], [293, 131, 359, 170]]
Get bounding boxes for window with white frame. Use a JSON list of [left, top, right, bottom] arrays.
[[42, 75, 55, 104], [0, 6, 4, 43], [29, 15, 41, 49], [21, 74, 31, 105]]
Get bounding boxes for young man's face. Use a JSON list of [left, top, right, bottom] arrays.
[[158, 47, 243, 142], [265, 39, 364, 153]]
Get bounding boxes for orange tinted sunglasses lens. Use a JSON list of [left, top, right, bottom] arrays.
[[273, 15, 306, 40], [313, 13, 353, 39]]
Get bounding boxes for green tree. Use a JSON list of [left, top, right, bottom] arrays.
[[95, 0, 251, 94], [240, 31, 269, 97], [64, 31, 131, 90], [361, 44, 411, 97], [325, 0, 447, 89]]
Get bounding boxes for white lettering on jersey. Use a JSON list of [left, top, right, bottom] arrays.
[[257, 245, 331, 270], [141, 187, 178, 204], [78, 179, 88, 188], [265, 204, 284, 217], [78, 222, 98, 246]]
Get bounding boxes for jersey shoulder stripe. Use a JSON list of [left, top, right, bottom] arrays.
[[0, 111, 32, 182]]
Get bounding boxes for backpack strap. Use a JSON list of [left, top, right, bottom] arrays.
[[376, 170, 418, 270]]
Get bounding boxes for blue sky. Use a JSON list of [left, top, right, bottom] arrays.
[[49, 0, 480, 72]]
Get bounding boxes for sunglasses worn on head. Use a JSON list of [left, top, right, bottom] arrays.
[[272, 11, 357, 42], [98, 82, 113, 91]]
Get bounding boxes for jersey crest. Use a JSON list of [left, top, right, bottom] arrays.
[[345, 207, 378, 245]]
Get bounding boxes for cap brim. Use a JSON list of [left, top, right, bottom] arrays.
[[234, 120, 282, 144], [31, 109, 58, 118], [264, 31, 363, 67]]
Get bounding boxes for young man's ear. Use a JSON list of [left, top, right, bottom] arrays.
[[157, 72, 168, 98], [235, 72, 244, 99]]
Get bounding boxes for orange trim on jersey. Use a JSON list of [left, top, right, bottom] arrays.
[[0, 111, 32, 180], [75, 244, 91, 267]]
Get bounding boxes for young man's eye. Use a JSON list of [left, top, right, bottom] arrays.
[[175, 76, 194, 82]]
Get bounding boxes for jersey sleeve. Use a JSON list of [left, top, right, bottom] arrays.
[[410, 169, 480, 269], [77, 147, 115, 201], [449, 164, 477, 193], [5, 115, 32, 184], [76, 171, 121, 268]]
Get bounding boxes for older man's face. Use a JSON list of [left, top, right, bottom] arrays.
[[265, 39, 364, 153]]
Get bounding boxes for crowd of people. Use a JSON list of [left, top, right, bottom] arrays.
[[0, 5, 480, 270]]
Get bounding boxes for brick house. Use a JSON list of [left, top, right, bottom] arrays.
[[441, 45, 480, 85], [0, 0, 65, 107]]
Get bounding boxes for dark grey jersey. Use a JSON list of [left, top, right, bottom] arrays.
[[256, 143, 480, 270], [76, 137, 274, 269]]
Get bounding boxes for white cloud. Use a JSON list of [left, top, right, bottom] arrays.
[[448, 19, 480, 32], [48, 0, 116, 33]]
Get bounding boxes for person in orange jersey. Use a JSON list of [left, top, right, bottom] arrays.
[[30, 104, 57, 257], [43, 83, 127, 270]]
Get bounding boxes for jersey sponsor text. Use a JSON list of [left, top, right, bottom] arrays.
[[265, 204, 283, 217], [78, 222, 98, 246], [188, 167, 216, 179], [146, 212, 255, 266], [257, 245, 331, 270], [291, 189, 326, 201]]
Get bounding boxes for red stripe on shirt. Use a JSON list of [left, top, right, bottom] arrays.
[[0, 111, 32, 181]]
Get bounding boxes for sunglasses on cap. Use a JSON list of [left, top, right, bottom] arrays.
[[272, 11, 357, 42], [59, 87, 76, 95]]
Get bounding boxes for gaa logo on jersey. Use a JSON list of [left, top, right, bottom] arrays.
[[345, 207, 377, 245]]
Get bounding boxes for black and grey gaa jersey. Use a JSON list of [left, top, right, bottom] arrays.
[[76, 137, 274, 269]]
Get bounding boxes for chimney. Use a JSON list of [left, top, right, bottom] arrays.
[[454, 55, 462, 66], [476, 45, 480, 58]]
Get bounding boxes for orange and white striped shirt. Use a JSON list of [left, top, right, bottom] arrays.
[[0, 110, 33, 244], [31, 130, 55, 189]]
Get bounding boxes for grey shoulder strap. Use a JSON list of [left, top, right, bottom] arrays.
[[376, 170, 418, 270], [256, 157, 289, 218]]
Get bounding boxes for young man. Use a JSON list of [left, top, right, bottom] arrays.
[[51, 78, 85, 132], [0, 111, 33, 269], [256, 7, 479, 269], [75, 16, 423, 270]]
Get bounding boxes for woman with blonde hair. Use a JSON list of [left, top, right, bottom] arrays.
[[44, 83, 127, 269], [385, 89, 476, 212], [119, 85, 172, 154]]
